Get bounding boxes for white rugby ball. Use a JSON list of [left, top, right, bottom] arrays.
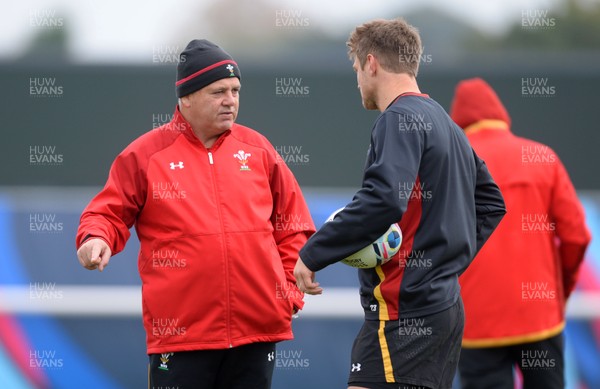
[[326, 208, 402, 268]]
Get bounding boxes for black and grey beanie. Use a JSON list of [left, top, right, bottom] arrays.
[[175, 39, 241, 98]]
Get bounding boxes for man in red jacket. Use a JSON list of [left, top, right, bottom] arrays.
[[450, 77, 591, 389], [76, 39, 315, 389]]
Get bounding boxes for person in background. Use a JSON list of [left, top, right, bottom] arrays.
[[450, 77, 591, 389], [76, 39, 315, 389], [294, 19, 506, 389]]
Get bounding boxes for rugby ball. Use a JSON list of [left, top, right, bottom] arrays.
[[326, 208, 402, 268]]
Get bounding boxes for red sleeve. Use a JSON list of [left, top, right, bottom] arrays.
[[550, 158, 591, 298], [75, 148, 147, 255], [270, 154, 316, 312]]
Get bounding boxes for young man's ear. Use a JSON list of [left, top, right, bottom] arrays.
[[365, 53, 378, 76]]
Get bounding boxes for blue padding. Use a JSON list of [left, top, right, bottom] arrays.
[[580, 198, 600, 277], [19, 316, 124, 389], [0, 341, 34, 389], [0, 196, 124, 389], [0, 196, 30, 285], [566, 320, 600, 388]]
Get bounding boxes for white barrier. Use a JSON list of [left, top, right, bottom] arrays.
[[1, 285, 599, 319]]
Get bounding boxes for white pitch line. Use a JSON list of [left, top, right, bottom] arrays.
[[1, 285, 599, 319]]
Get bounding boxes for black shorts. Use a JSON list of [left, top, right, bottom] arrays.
[[458, 332, 565, 389], [348, 298, 464, 389], [148, 342, 276, 389]]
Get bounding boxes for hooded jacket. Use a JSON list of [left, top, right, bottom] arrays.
[[76, 107, 315, 354], [450, 78, 591, 347]]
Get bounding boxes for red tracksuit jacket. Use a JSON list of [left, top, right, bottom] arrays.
[[451, 78, 591, 347], [76, 107, 315, 354]]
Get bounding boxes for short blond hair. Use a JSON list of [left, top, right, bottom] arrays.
[[347, 18, 422, 77]]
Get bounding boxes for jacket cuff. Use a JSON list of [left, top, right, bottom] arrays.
[[298, 246, 320, 272], [80, 234, 95, 245], [77, 234, 111, 251], [292, 298, 305, 312]]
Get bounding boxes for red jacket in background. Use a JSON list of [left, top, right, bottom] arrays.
[[76, 107, 315, 354], [450, 78, 591, 348]]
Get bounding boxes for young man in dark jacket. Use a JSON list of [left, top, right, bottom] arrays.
[[294, 18, 506, 389]]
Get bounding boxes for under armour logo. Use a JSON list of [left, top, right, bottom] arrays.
[[370, 304, 377, 312], [170, 161, 184, 170], [267, 352, 275, 361], [351, 363, 361, 372]]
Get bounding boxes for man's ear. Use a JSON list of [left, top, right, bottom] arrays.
[[366, 54, 377, 76], [179, 95, 192, 108]]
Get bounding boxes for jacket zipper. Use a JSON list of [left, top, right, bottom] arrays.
[[206, 149, 233, 348]]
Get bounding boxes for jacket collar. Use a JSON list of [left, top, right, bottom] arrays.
[[464, 119, 510, 135]]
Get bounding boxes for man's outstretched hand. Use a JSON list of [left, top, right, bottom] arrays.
[[77, 238, 112, 272]]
